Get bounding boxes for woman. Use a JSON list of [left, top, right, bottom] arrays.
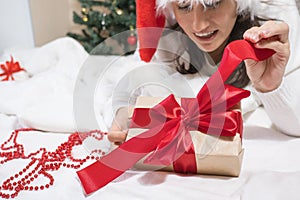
[[108, 0, 300, 144]]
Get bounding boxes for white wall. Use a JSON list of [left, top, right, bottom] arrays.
[[0, 0, 34, 53]]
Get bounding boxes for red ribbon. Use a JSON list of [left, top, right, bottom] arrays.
[[0, 56, 26, 81], [77, 40, 275, 194]]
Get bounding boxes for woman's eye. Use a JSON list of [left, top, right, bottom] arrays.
[[177, 2, 192, 11], [204, 1, 221, 9]]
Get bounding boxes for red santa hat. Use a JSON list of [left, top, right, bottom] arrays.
[[136, 0, 166, 62]]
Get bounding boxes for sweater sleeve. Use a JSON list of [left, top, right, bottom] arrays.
[[252, 71, 300, 136], [249, 0, 300, 136]]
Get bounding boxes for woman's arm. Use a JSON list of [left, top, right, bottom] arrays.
[[244, 20, 300, 136], [253, 71, 300, 136]]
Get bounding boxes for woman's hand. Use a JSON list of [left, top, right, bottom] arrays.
[[107, 106, 133, 145], [243, 20, 290, 92]]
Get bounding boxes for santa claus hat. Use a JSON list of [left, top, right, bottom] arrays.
[[136, 0, 258, 62], [136, 0, 165, 62]]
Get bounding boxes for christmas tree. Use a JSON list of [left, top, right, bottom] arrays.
[[67, 0, 137, 55]]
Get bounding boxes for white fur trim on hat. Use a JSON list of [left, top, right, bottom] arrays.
[[156, 0, 260, 16]]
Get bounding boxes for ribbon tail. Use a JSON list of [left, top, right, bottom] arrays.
[[77, 124, 169, 195], [2, 76, 9, 81], [173, 144, 197, 174], [77, 143, 149, 194], [172, 127, 197, 174], [77, 161, 123, 195]]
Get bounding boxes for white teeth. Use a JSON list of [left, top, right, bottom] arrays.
[[195, 31, 215, 37]]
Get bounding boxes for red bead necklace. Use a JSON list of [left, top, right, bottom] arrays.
[[0, 128, 107, 199]]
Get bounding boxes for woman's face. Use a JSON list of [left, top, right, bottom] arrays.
[[172, 0, 238, 55]]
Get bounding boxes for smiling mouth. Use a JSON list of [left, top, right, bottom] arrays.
[[194, 30, 217, 38]]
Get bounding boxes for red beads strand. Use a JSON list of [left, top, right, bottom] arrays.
[[0, 128, 107, 199]]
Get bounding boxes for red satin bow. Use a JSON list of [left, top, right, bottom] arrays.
[[77, 40, 275, 194], [130, 85, 249, 171], [0, 56, 26, 81]]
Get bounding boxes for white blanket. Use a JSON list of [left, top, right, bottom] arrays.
[[1, 37, 300, 200]]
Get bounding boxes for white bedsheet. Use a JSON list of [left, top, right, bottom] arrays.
[[1, 37, 300, 200], [1, 109, 300, 200]]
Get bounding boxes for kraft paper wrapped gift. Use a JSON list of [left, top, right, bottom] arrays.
[[127, 96, 244, 177]]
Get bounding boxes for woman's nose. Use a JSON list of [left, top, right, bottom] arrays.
[[191, 6, 210, 32]]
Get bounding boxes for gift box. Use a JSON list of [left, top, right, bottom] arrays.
[[127, 96, 244, 177]]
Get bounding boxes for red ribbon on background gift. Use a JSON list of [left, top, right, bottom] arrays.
[[77, 40, 275, 195], [0, 56, 26, 81]]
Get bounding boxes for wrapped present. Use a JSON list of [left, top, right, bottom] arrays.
[[76, 40, 275, 195], [127, 96, 244, 177]]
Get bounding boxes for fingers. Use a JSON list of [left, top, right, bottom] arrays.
[[114, 106, 134, 130], [107, 106, 133, 145], [108, 130, 128, 145], [243, 20, 289, 44], [108, 120, 128, 145], [243, 20, 290, 60], [254, 37, 290, 55]]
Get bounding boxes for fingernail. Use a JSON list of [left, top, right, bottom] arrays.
[[252, 35, 258, 41]]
